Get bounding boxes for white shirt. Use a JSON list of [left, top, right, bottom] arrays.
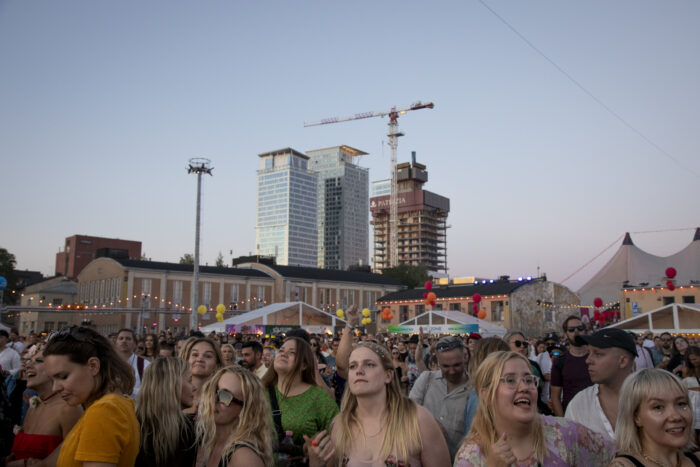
[[682, 377, 700, 430], [127, 353, 150, 398], [7, 340, 25, 354], [536, 351, 552, 404], [0, 347, 21, 374], [565, 384, 615, 440], [634, 344, 654, 371]]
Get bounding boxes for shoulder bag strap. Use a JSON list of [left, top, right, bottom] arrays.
[[614, 454, 645, 467], [685, 452, 700, 467], [137, 356, 144, 379], [268, 385, 284, 440]]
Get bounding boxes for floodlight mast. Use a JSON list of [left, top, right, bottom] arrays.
[[187, 158, 213, 330], [304, 101, 434, 268]]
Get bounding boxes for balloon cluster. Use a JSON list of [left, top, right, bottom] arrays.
[[472, 293, 484, 318], [336, 309, 345, 320], [666, 267, 677, 291], [381, 307, 394, 322], [592, 297, 606, 325], [216, 303, 226, 322], [423, 281, 436, 307], [361, 308, 372, 326]]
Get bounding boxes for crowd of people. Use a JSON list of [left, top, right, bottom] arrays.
[[1, 310, 700, 466]]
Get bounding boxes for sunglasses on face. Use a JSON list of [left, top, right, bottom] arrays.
[[511, 340, 529, 348], [436, 340, 463, 352], [567, 325, 586, 332], [216, 389, 244, 407]]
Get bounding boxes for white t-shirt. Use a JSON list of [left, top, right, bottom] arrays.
[[565, 384, 615, 440], [536, 351, 552, 403], [127, 353, 150, 398], [682, 377, 700, 430], [0, 347, 21, 374]]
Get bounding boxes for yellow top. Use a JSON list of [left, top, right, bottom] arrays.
[[57, 393, 140, 467]]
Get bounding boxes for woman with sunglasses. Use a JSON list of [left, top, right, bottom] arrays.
[[43, 325, 140, 467], [610, 369, 700, 467], [195, 366, 273, 467], [307, 341, 450, 466], [182, 337, 223, 415], [135, 357, 196, 467], [390, 346, 409, 395], [454, 351, 614, 466], [6, 346, 83, 467], [261, 336, 338, 461]]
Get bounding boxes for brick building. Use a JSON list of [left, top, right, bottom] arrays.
[[55, 234, 142, 278]]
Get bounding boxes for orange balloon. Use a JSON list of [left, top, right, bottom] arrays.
[[383, 307, 391, 314], [478, 309, 487, 319], [427, 292, 436, 302]]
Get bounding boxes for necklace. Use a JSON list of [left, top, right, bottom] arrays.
[[40, 391, 60, 403], [642, 451, 681, 467], [360, 421, 384, 438]]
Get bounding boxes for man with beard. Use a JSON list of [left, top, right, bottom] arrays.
[[565, 328, 636, 440], [550, 315, 592, 417], [240, 341, 267, 378], [650, 331, 674, 367]]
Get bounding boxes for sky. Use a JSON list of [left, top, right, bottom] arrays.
[[1, 1, 698, 293]]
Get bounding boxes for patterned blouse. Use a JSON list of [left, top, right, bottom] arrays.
[[453, 415, 615, 466], [274, 385, 338, 444]]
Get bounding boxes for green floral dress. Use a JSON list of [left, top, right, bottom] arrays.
[[273, 385, 338, 444]]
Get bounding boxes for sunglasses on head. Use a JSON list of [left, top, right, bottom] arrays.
[[216, 389, 244, 407], [50, 326, 91, 343], [567, 325, 586, 332], [436, 340, 463, 352], [511, 340, 529, 348]]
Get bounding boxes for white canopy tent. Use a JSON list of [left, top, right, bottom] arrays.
[[399, 309, 508, 337], [200, 301, 348, 333], [606, 303, 700, 333]]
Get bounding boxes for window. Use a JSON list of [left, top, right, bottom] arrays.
[[202, 282, 212, 307], [52, 298, 63, 305], [45, 321, 55, 332], [414, 304, 425, 316], [173, 280, 183, 307], [449, 303, 461, 311], [491, 301, 505, 321], [683, 296, 696, 304], [663, 296, 676, 306], [400, 306, 409, 321]]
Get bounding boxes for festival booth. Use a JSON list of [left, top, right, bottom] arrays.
[[393, 309, 508, 337], [606, 303, 700, 334], [199, 301, 349, 335]]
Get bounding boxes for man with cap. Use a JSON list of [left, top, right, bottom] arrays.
[[564, 328, 637, 440], [410, 335, 469, 461]]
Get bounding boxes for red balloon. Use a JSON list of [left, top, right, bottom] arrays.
[[473, 293, 482, 303], [422, 292, 428, 299], [430, 300, 436, 307], [425, 281, 433, 290], [472, 304, 479, 314], [667, 280, 675, 291], [593, 309, 601, 318], [594, 297, 603, 308], [666, 267, 677, 279]]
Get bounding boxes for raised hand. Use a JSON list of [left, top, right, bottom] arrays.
[[303, 430, 335, 467]]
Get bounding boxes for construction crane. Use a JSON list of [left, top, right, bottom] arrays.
[[304, 101, 434, 269]]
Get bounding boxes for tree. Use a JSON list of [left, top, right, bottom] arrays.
[[0, 248, 18, 305], [215, 252, 225, 267], [179, 253, 194, 265], [138, 253, 150, 261], [381, 263, 430, 289]]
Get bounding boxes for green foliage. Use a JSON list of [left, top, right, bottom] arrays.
[[179, 253, 194, 265], [0, 248, 18, 305], [381, 263, 430, 289], [215, 252, 225, 267]]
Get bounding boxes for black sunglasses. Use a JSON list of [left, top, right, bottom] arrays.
[[567, 325, 586, 332], [217, 389, 244, 407], [436, 340, 463, 352], [511, 340, 529, 348]]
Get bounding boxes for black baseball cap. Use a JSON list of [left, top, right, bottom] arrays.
[[576, 328, 638, 357], [544, 332, 559, 342]]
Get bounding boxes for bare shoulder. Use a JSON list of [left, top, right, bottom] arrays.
[[230, 446, 265, 467], [415, 404, 436, 424], [608, 455, 635, 467]]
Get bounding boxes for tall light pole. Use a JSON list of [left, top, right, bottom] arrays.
[[187, 158, 213, 330]]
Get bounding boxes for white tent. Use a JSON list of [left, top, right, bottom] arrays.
[[606, 303, 700, 333], [200, 301, 348, 333], [399, 309, 508, 337], [578, 229, 700, 307]]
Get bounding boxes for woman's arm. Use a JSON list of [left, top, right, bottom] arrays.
[[416, 405, 451, 467], [230, 446, 265, 467]]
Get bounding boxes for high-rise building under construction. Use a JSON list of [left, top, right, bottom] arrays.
[[370, 154, 449, 272]]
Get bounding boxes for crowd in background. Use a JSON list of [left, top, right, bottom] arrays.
[[1, 310, 700, 466]]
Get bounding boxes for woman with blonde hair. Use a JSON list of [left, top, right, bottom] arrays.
[[135, 357, 196, 467], [220, 343, 236, 367], [195, 366, 273, 466], [307, 341, 450, 466], [610, 369, 700, 467], [455, 351, 613, 466], [182, 337, 223, 414]]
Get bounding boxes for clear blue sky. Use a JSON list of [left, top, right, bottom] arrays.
[[1, 1, 698, 292]]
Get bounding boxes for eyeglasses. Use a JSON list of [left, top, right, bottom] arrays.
[[436, 340, 463, 352], [566, 325, 586, 332], [500, 374, 539, 389], [216, 389, 244, 407], [510, 340, 529, 348], [310, 343, 318, 347]]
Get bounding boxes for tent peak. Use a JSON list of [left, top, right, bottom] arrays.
[[622, 232, 634, 246]]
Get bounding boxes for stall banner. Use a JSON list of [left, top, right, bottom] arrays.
[[225, 324, 266, 334], [387, 324, 478, 335]]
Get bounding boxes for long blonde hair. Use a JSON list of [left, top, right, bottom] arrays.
[[467, 351, 546, 462], [616, 368, 696, 455], [331, 342, 421, 464], [136, 357, 192, 465], [196, 366, 274, 467]]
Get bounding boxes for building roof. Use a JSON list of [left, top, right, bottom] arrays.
[[258, 147, 309, 160], [266, 264, 402, 286], [25, 276, 78, 295], [577, 229, 700, 306], [306, 145, 368, 156], [115, 259, 270, 278], [377, 280, 529, 303]]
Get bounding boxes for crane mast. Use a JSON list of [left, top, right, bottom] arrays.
[[305, 101, 434, 269]]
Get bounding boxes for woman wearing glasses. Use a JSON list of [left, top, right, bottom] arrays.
[[43, 326, 140, 467], [195, 366, 273, 467], [135, 357, 196, 467], [504, 331, 549, 414], [307, 341, 450, 466], [454, 351, 614, 466]]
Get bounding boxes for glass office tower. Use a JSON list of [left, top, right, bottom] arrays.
[[256, 148, 318, 267], [306, 145, 369, 270]]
